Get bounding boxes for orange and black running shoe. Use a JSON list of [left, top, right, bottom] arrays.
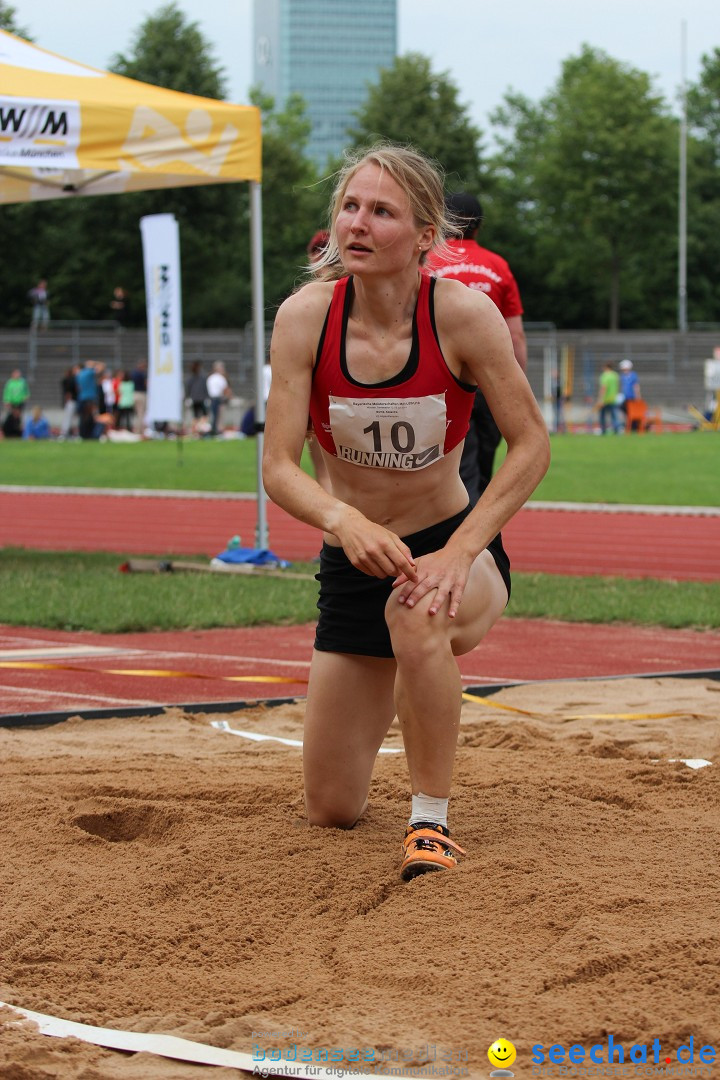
[[400, 821, 466, 881]]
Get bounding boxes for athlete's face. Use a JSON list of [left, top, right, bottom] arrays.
[[335, 164, 433, 275]]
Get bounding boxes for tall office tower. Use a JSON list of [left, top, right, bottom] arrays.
[[253, 0, 397, 170]]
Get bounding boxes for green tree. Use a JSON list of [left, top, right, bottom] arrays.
[[0, 4, 236, 327], [110, 1, 226, 99], [0, 8, 325, 328], [0, 5, 44, 326], [688, 47, 720, 162], [686, 48, 720, 324], [242, 89, 325, 314], [488, 46, 678, 329], [101, 3, 246, 326], [0, 1, 31, 37], [348, 53, 483, 191]]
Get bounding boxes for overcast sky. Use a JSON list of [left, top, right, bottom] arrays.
[[14, 0, 720, 129]]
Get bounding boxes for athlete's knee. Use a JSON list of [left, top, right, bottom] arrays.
[[385, 594, 451, 663], [305, 787, 366, 829]]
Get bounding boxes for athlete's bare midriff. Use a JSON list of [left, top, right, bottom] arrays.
[[321, 440, 469, 544]]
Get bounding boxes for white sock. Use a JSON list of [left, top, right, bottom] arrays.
[[409, 792, 448, 830]]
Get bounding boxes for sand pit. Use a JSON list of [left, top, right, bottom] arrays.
[[1, 676, 719, 1079]]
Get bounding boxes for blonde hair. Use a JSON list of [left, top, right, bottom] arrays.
[[311, 143, 460, 281]]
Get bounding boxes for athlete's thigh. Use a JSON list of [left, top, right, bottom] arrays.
[[449, 549, 509, 657], [304, 648, 398, 791]]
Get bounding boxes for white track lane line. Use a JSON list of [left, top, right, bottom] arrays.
[[0, 646, 142, 661], [0, 634, 526, 681], [100, 649, 522, 683], [0, 682, 159, 708], [132, 649, 312, 669], [0, 632, 125, 649]]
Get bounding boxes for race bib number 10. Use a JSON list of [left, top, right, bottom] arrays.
[[329, 393, 447, 470]]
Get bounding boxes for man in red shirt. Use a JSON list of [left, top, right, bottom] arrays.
[[426, 192, 528, 503]]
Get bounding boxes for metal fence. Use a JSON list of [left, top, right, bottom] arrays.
[[524, 328, 718, 427], [3, 324, 718, 425], [2, 324, 268, 414]]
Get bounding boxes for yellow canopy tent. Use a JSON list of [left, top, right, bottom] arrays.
[[0, 28, 271, 545]]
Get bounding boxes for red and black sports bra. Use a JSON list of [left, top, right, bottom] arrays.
[[309, 275, 475, 472]]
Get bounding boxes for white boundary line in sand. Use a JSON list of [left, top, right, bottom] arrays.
[[1, 1001, 378, 1078], [211, 718, 403, 754], [211, 720, 709, 769]]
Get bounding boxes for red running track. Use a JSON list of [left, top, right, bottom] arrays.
[[2, 620, 719, 718], [2, 490, 720, 581]]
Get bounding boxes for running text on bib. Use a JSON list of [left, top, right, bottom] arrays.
[[328, 393, 446, 470]]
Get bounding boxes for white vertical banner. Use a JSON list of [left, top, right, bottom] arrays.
[[140, 213, 183, 425]]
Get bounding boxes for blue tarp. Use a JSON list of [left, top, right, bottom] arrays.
[[214, 546, 290, 569]]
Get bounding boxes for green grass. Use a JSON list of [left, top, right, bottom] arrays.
[[499, 431, 720, 506], [0, 549, 320, 633], [0, 438, 262, 493], [2, 549, 718, 633], [1, 431, 718, 505], [2, 435, 717, 635], [509, 573, 719, 629]]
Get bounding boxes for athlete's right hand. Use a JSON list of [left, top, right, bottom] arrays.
[[333, 508, 417, 581]]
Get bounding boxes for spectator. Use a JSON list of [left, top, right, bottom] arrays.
[[2, 405, 23, 438], [101, 367, 117, 426], [116, 371, 136, 431], [595, 362, 622, 434], [3, 369, 30, 413], [619, 359, 642, 431], [207, 361, 231, 436], [185, 361, 209, 433], [23, 406, 51, 440], [307, 229, 330, 261], [92, 412, 114, 440], [240, 362, 272, 438], [109, 286, 130, 327], [131, 360, 148, 434], [111, 368, 123, 424], [425, 192, 527, 504], [76, 359, 98, 440], [95, 362, 108, 414], [28, 279, 50, 330], [553, 370, 568, 434], [619, 359, 641, 404], [60, 365, 78, 439]]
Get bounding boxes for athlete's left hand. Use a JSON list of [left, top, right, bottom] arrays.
[[391, 547, 475, 618]]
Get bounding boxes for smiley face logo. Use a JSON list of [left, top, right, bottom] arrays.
[[488, 1039, 517, 1069]]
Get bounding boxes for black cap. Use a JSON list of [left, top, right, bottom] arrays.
[[445, 191, 483, 236]]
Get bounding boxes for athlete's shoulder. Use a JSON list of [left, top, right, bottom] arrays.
[[274, 279, 336, 329], [433, 276, 500, 317], [433, 278, 509, 350]]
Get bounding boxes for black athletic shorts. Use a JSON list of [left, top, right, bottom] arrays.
[[314, 504, 511, 659]]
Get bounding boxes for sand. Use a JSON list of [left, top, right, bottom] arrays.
[[1, 676, 719, 1080]]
